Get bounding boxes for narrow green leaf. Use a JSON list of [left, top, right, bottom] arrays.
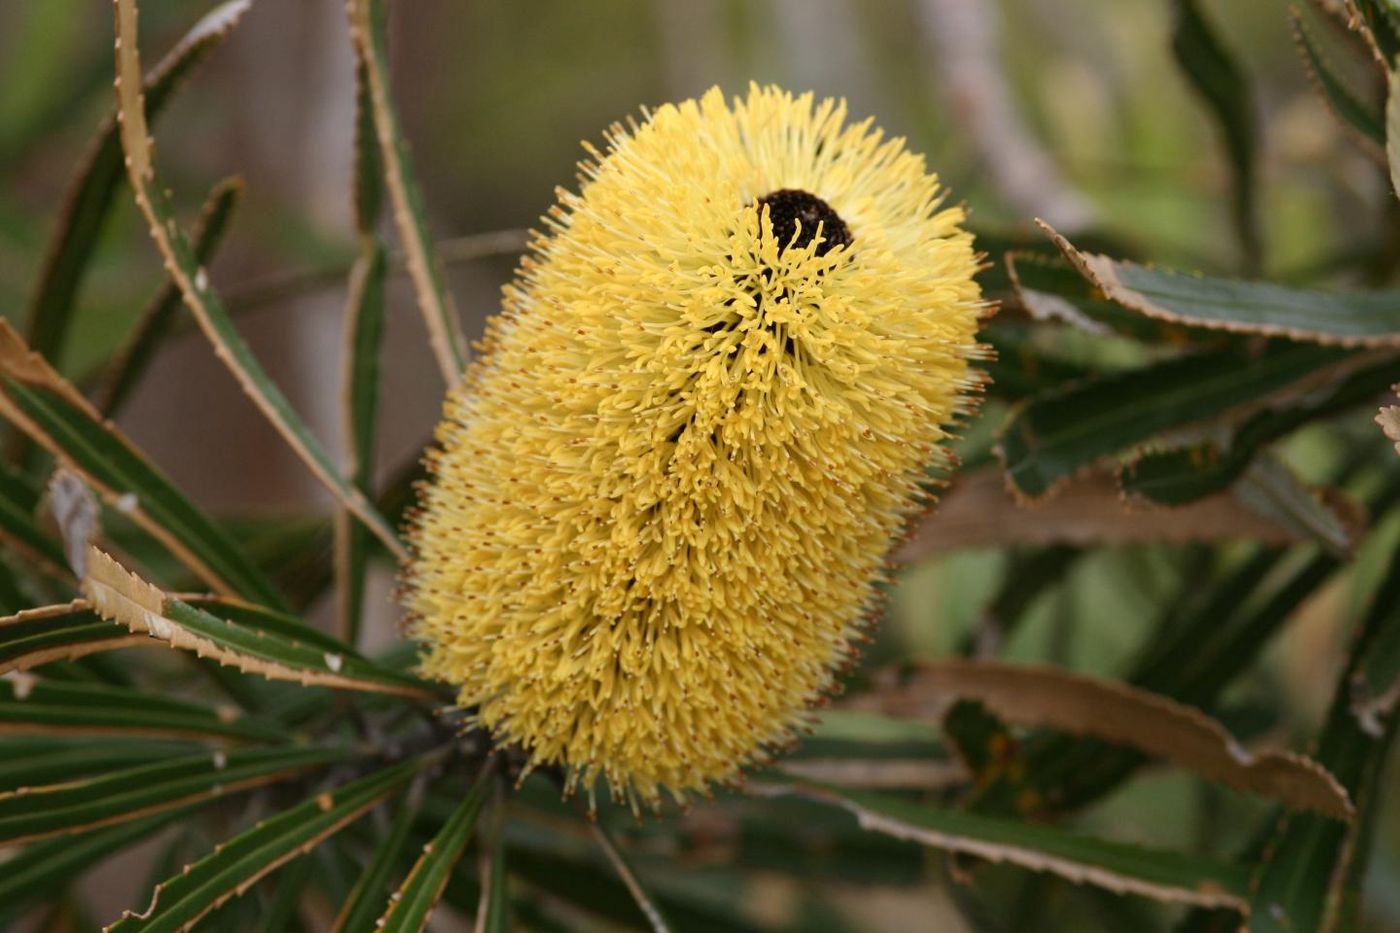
[[0, 320, 286, 606], [0, 460, 69, 577], [335, 58, 389, 645], [967, 466, 1400, 821], [1005, 252, 1194, 343], [182, 596, 367, 659], [0, 809, 191, 920], [110, 0, 407, 561], [0, 602, 144, 674], [99, 177, 242, 418], [753, 778, 1251, 911], [334, 243, 386, 644], [334, 794, 421, 933], [345, 0, 468, 386], [1232, 455, 1355, 556], [978, 318, 1095, 402], [83, 547, 441, 701], [1120, 355, 1400, 507], [478, 806, 511, 933], [1044, 223, 1400, 346], [1171, 0, 1261, 272], [1057, 463, 1397, 818], [107, 756, 425, 933], [0, 745, 347, 846], [1292, 11, 1386, 149], [252, 852, 316, 933], [997, 342, 1347, 498], [1246, 546, 1400, 931], [0, 737, 198, 792], [378, 769, 492, 933], [22, 0, 251, 370], [0, 677, 284, 742]]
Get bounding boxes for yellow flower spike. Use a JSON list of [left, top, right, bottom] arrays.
[[406, 84, 985, 810]]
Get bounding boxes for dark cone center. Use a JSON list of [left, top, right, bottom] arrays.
[[756, 189, 852, 256]]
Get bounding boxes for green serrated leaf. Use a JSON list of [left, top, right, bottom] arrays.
[[108, 756, 425, 933], [1005, 252, 1196, 343], [336, 59, 389, 645], [334, 795, 421, 933], [0, 676, 284, 742], [0, 460, 69, 577], [478, 811, 511, 933], [378, 769, 491, 933], [1232, 455, 1354, 556], [110, 0, 406, 562], [182, 596, 367, 659], [1171, 0, 1260, 272], [1246, 546, 1400, 931], [1045, 225, 1400, 346], [0, 809, 192, 922], [1292, 11, 1387, 149], [83, 548, 441, 701], [99, 177, 242, 418], [0, 745, 348, 846], [252, 851, 316, 933], [21, 0, 252, 371], [756, 778, 1250, 911], [0, 602, 144, 673], [997, 343, 1347, 498], [0, 322, 286, 607], [0, 737, 199, 792], [345, 0, 467, 386], [1120, 355, 1400, 508]]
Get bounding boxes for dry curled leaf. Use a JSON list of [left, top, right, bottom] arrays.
[[897, 467, 1302, 559], [847, 660, 1352, 819], [1377, 386, 1400, 456]]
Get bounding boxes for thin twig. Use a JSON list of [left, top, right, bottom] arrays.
[[587, 821, 673, 933]]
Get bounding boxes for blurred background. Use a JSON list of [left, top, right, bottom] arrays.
[[1, 1, 1397, 929]]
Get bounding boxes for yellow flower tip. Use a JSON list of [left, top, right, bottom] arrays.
[[405, 83, 986, 808]]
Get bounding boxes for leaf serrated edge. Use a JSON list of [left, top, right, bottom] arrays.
[[0, 320, 247, 597], [22, 0, 253, 367], [1038, 219, 1400, 348], [111, 0, 408, 562], [82, 547, 437, 700], [850, 660, 1353, 820], [748, 779, 1251, 912], [1291, 8, 1388, 158], [344, 0, 467, 387]]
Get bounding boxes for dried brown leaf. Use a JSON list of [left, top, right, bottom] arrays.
[[847, 660, 1352, 819], [1377, 386, 1400, 455], [897, 467, 1300, 559]]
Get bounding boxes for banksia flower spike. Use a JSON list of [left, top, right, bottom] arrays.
[[407, 84, 984, 809]]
